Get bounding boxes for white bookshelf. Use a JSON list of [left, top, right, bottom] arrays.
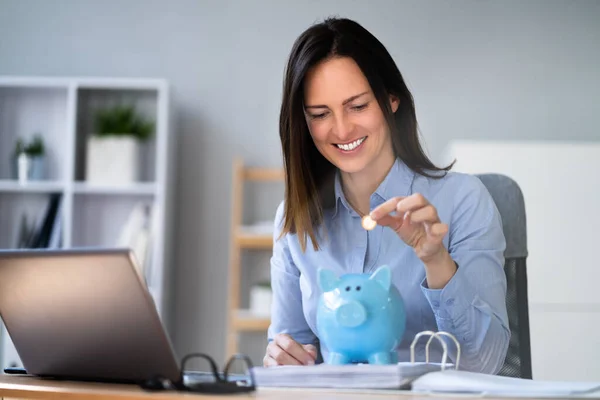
[[0, 76, 175, 369]]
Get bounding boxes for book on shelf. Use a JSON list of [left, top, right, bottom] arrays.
[[117, 201, 154, 279], [15, 193, 63, 250], [251, 330, 600, 398]]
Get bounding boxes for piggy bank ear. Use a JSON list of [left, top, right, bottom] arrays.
[[369, 265, 391, 291], [317, 268, 338, 292]]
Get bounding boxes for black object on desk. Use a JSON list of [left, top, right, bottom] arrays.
[[3, 367, 28, 375], [140, 352, 256, 395]]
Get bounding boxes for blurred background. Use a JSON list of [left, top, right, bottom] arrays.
[[0, 0, 598, 382]]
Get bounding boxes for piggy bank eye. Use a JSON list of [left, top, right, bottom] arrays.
[[345, 286, 351, 291], [356, 286, 361, 291]]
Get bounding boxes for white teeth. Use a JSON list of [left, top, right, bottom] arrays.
[[337, 137, 365, 151]]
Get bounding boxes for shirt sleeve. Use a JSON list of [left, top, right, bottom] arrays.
[[420, 175, 510, 374], [267, 202, 317, 346]]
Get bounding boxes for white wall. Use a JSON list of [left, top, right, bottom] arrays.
[[445, 140, 600, 381], [0, 0, 598, 371]]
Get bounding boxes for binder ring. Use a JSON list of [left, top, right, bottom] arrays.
[[425, 331, 461, 370], [410, 330, 461, 371], [410, 330, 448, 368]]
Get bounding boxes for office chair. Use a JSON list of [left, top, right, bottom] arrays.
[[476, 174, 532, 379]]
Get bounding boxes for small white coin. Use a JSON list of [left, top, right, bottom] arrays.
[[361, 215, 377, 230]]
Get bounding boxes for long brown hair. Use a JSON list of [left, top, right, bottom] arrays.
[[279, 17, 453, 252]]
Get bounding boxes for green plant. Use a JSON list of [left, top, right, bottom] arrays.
[[93, 104, 154, 141], [14, 134, 45, 157], [14, 138, 25, 155], [253, 281, 272, 289]]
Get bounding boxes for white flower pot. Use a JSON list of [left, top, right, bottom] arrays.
[[12, 153, 45, 183], [86, 136, 141, 185]]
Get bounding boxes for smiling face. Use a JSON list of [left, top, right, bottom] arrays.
[[303, 56, 398, 176]]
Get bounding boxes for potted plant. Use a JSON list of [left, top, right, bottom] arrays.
[[13, 134, 46, 182], [86, 104, 154, 185]]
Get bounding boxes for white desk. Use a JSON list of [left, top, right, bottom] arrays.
[[0, 374, 574, 400]]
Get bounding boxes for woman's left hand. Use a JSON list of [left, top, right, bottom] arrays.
[[369, 193, 448, 263]]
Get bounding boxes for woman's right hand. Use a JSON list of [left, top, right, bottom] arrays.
[[263, 333, 317, 366]]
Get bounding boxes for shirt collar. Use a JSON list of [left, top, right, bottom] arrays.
[[332, 157, 416, 218]]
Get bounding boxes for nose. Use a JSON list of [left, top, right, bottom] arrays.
[[332, 113, 354, 142], [335, 301, 367, 328]]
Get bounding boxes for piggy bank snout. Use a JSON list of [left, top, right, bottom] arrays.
[[335, 301, 367, 328]]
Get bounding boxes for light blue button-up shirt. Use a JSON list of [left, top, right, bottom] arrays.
[[267, 158, 510, 373]]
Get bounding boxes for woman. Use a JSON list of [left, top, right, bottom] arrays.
[[264, 17, 509, 374]]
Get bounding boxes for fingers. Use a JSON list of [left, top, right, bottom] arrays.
[[430, 222, 448, 237], [263, 354, 279, 367], [395, 193, 429, 214], [370, 194, 448, 238], [266, 334, 316, 366], [374, 213, 404, 231], [276, 334, 315, 364], [266, 341, 303, 366], [408, 204, 439, 224], [370, 193, 430, 222], [404, 201, 448, 240], [370, 197, 406, 231], [370, 196, 404, 220], [303, 344, 318, 360]]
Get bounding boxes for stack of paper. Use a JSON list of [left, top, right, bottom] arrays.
[[252, 362, 444, 389], [411, 370, 600, 398], [253, 363, 600, 397]]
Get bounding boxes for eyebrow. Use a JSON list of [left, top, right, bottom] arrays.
[[304, 91, 369, 109]]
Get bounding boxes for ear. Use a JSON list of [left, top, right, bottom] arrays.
[[389, 95, 400, 113], [369, 265, 391, 291], [317, 268, 339, 292]]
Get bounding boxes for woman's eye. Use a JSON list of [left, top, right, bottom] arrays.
[[307, 110, 328, 120], [351, 103, 368, 111]]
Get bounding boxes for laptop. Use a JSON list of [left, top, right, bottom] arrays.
[[0, 247, 207, 385]]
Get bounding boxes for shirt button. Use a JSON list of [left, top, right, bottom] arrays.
[[432, 301, 440, 308]]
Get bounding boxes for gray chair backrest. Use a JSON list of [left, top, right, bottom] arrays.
[[476, 174, 532, 379]]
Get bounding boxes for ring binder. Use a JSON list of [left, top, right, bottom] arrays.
[[252, 330, 464, 390], [253, 329, 600, 396], [410, 330, 461, 371]]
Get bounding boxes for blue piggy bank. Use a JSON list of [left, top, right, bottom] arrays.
[[316, 265, 406, 365]]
